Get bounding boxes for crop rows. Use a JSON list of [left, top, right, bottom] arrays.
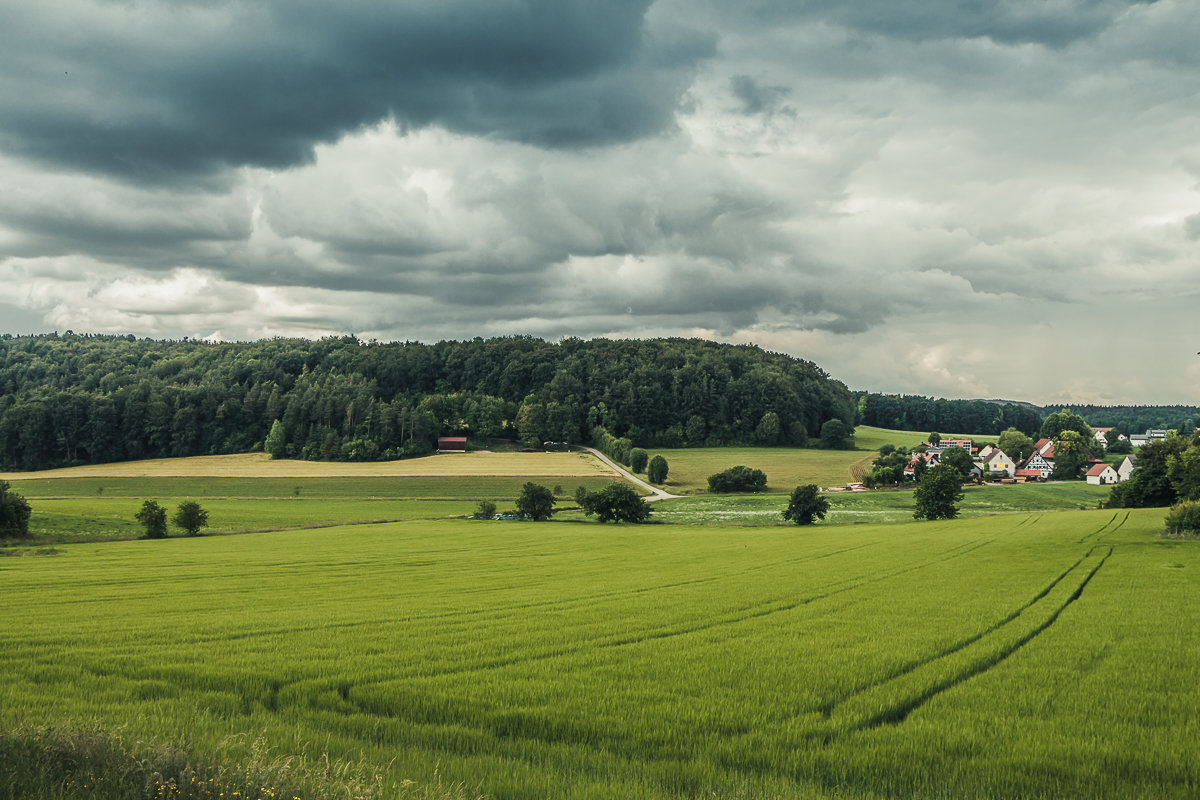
[[2, 508, 1197, 799]]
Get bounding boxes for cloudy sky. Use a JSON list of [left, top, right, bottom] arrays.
[[2, 0, 1198, 404]]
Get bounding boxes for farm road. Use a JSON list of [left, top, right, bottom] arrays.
[[578, 446, 681, 502]]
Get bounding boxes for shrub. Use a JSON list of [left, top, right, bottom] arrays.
[[629, 448, 649, 474], [578, 484, 652, 523], [1164, 500, 1200, 538], [647, 455, 669, 484], [707, 465, 767, 493], [474, 500, 497, 519], [0, 480, 32, 538]]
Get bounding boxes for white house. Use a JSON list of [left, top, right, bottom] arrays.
[[1117, 455, 1137, 482], [1086, 463, 1119, 485], [981, 449, 1016, 478], [1016, 452, 1054, 480]]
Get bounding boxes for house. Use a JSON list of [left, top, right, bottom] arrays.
[[1017, 451, 1054, 480], [1117, 455, 1137, 482], [981, 449, 1016, 478], [1091, 427, 1116, 449], [437, 436, 468, 452], [1033, 438, 1055, 458], [977, 444, 997, 460], [1128, 434, 1148, 448], [1086, 463, 1119, 485]]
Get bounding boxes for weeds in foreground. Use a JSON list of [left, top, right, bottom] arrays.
[[0, 724, 484, 800]]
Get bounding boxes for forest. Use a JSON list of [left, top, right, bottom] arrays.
[[0, 333, 857, 471]]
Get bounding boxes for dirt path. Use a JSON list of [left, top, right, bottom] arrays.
[[578, 446, 682, 502]]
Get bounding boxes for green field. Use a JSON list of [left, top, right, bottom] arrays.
[[3, 506, 1197, 799], [654, 482, 1110, 527]]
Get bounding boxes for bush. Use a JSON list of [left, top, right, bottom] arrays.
[[578, 484, 652, 523], [629, 448, 649, 474], [1164, 500, 1200, 538], [707, 465, 767, 493], [647, 455, 669, 484], [0, 480, 32, 538], [474, 500, 497, 519]]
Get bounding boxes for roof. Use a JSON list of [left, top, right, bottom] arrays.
[[1015, 469, 1044, 477], [437, 436, 468, 442], [1092, 427, 1114, 433], [1086, 463, 1116, 476]]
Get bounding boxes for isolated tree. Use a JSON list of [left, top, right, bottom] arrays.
[[135, 500, 168, 539], [629, 448, 649, 474], [0, 481, 32, 538], [782, 484, 829, 525], [579, 483, 652, 523], [473, 500, 497, 519], [516, 482, 556, 521], [913, 464, 964, 521], [172, 501, 209, 536], [647, 455, 669, 484], [708, 465, 768, 493], [938, 445, 976, 479], [820, 419, 854, 450], [997, 428, 1036, 462]]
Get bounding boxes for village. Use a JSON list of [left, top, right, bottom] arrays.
[[900, 427, 1145, 486]]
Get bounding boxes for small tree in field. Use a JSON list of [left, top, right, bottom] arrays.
[[516, 482, 556, 521], [647, 455, 669, 484], [579, 484, 652, 523], [474, 500, 497, 519], [913, 464, 963, 521], [0, 481, 32, 538], [135, 500, 168, 539], [629, 448, 649, 474], [172, 501, 209, 536], [783, 484, 829, 525]]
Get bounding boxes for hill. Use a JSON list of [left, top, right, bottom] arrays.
[[0, 333, 855, 472]]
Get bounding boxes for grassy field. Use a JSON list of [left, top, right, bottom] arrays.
[[2, 508, 1197, 799], [0, 450, 616, 480], [654, 482, 1110, 527], [643, 427, 994, 494]]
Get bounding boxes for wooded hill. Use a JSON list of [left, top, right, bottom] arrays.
[[0, 334, 856, 471]]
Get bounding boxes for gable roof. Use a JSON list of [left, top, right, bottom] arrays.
[[1086, 463, 1116, 477]]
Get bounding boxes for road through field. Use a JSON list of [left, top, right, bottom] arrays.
[[578, 445, 682, 501]]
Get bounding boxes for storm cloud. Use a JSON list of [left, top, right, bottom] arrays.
[[2, 0, 1199, 404]]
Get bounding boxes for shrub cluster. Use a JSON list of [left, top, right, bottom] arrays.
[[707, 466, 767, 493], [1164, 500, 1200, 538]]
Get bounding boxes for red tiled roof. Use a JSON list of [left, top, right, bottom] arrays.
[[1086, 463, 1114, 477], [1015, 469, 1043, 477]]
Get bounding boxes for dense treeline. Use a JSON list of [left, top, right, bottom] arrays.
[[1054, 405, 1199, 436], [0, 333, 855, 471], [856, 393, 1044, 436]]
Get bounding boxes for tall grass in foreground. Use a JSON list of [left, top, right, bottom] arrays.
[[0, 724, 480, 800], [2, 510, 1197, 799]]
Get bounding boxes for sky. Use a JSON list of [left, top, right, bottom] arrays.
[[2, 0, 1198, 405]]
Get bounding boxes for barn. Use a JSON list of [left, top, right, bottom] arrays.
[[437, 437, 468, 452]]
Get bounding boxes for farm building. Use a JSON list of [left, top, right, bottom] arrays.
[[437, 437, 468, 452], [1086, 463, 1119, 485], [981, 449, 1015, 477]]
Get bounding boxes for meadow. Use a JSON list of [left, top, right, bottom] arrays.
[[3, 505, 1197, 799]]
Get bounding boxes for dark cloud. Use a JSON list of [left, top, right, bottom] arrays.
[[729, 75, 791, 115], [732, 0, 1158, 47], [0, 1, 714, 183]]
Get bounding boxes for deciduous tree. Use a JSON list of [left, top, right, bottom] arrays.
[[172, 501, 209, 536], [782, 484, 829, 525], [0, 481, 31, 538], [579, 483, 651, 523], [516, 482, 556, 521], [913, 464, 963, 521], [647, 455, 669, 484], [135, 500, 167, 539]]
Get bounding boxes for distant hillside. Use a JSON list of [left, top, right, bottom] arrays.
[[0, 333, 855, 471], [855, 392, 1043, 437]]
